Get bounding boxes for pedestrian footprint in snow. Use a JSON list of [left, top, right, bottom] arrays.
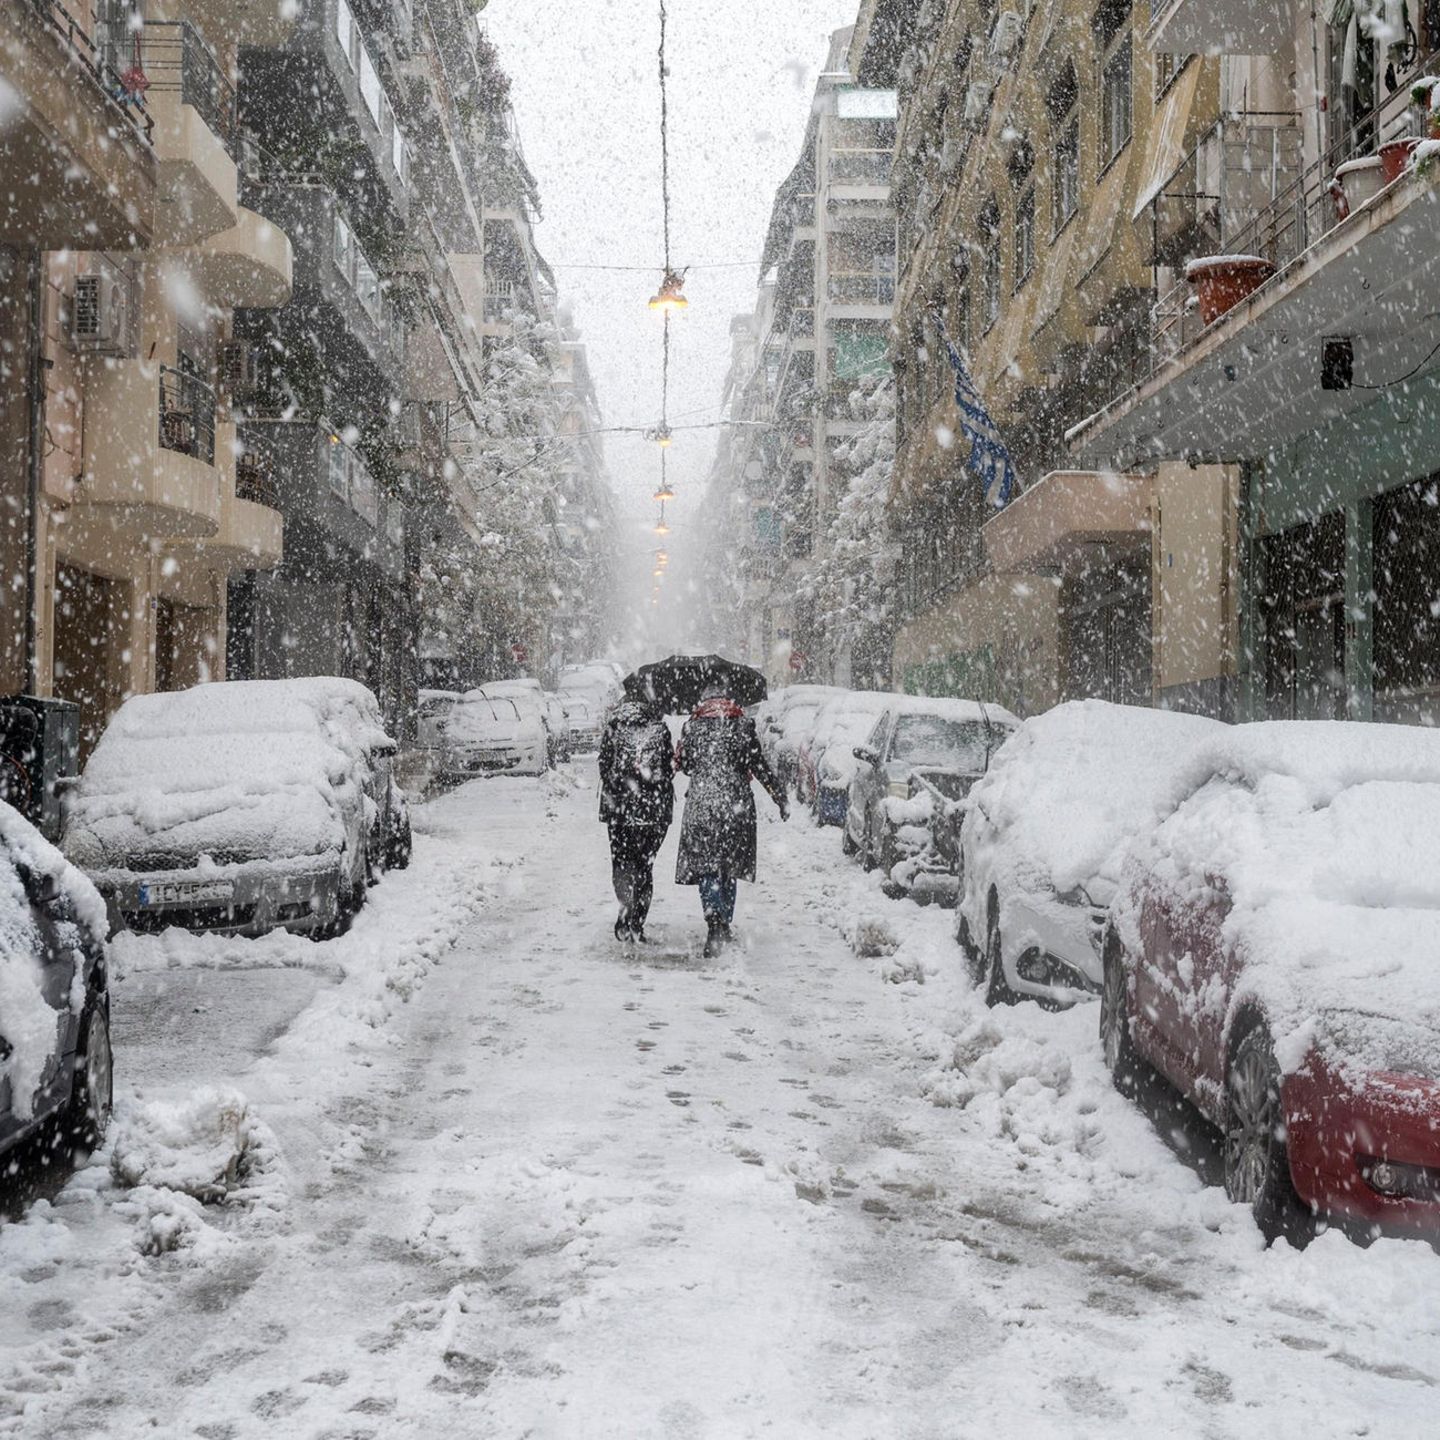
[[675, 684, 788, 958], [599, 698, 675, 942]]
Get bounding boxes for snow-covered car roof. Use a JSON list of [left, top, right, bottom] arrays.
[[889, 695, 1021, 728], [445, 695, 542, 738], [1123, 720, 1440, 1069], [966, 699, 1226, 901]]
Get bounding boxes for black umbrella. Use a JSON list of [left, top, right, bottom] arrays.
[[622, 654, 768, 712]]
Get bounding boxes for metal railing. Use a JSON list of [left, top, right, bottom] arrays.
[[483, 281, 515, 321], [1128, 61, 1440, 394], [28, 0, 154, 144], [828, 148, 892, 186], [158, 365, 216, 466], [142, 20, 238, 158], [234, 432, 279, 507], [826, 272, 896, 305]]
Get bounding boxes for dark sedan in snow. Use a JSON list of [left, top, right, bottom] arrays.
[[0, 799, 112, 1162], [1101, 722, 1440, 1240]]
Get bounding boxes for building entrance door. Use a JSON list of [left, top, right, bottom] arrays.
[[1260, 512, 1345, 719], [53, 563, 125, 761]]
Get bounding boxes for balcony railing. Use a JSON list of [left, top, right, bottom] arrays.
[[826, 272, 896, 306], [142, 20, 237, 158], [1129, 62, 1439, 393], [158, 365, 216, 466], [28, 0, 154, 144], [829, 148, 893, 186], [235, 432, 279, 507], [484, 280, 515, 322]]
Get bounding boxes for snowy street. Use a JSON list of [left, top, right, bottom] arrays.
[[1, 770, 1436, 1439]]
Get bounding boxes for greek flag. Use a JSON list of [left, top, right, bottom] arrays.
[[931, 310, 1016, 509]]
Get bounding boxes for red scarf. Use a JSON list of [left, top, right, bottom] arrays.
[[692, 697, 744, 720]]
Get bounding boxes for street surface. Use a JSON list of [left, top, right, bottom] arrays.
[[0, 771, 1436, 1438]]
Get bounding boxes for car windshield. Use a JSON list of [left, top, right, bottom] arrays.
[[890, 715, 992, 771]]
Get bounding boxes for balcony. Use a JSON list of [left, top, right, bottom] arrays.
[[826, 271, 896, 310], [0, 0, 157, 246], [1147, 0, 1292, 56], [243, 419, 404, 580], [983, 470, 1151, 575], [186, 203, 293, 308], [78, 361, 221, 538], [1071, 70, 1440, 467], [173, 0, 300, 48], [145, 21, 239, 245], [828, 148, 892, 190]]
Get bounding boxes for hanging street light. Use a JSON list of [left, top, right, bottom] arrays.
[[647, 269, 689, 313], [653, 480, 676, 501]]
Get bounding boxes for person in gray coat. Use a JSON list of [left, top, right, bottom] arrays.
[[675, 688, 787, 956]]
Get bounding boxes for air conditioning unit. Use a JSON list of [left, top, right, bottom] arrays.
[[70, 271, 132, 357], [218, 338, 260, 399]]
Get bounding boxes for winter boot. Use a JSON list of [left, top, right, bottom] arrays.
[[702, 918, 724, 959]]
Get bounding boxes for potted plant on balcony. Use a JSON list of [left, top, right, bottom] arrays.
[[1184, 255, 1277, 325], [1332, 154, 1386, 218]]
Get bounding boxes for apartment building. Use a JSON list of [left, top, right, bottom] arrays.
[[0, 0, 295, 756], [1071, 0, 1440, 726], [870, 0, 1224, 716], [701, 25, 897, 689]]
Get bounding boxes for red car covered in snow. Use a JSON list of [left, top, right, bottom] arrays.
[[1100, 721, 1440, 1241]]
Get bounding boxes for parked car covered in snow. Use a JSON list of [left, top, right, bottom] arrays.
[[558, 664, 622, 723], [845, 697, 1017, 893], [1100, 721, 1440, 1240], [417, 689, 463, 750], [63, 679, 410, 939], [478, 681, 566, 765], [0, 800, 112, 1158], [561, 695, 602, 752], [957, 701, 1224, 1007], [541, 694, 573, 763], [439, 694, 548, 779], [758, 685, 844, 793], [797, 691, 899, 825]]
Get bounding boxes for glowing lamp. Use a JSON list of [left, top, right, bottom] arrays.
[[648, 269, 689, 312], [653, 481, 676, 501]]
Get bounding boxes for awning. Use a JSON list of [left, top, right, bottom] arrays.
[[983, 469, 1152, 573], [1133, 61, 1202, 220]]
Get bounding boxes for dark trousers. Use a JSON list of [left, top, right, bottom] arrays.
[[698, 873, 738, 926], [608, 822, 665, 933]]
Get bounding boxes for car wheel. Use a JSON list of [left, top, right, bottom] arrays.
[[62, 993, 113, 1152], [1224, 1021, 1312, 1244], [982, 902, 1016, 1006], [1099, 940, 1143, 1096]]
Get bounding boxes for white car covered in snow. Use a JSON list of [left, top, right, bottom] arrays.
[[957, 700, 1224, 1007], [63, 678, 410, 939], [438, 694, 548, 779], [845, 696, 1018, 895]]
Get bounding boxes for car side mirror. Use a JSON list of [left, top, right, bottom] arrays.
[[853, 746, 880, 767], [22, 868, 62, 911]]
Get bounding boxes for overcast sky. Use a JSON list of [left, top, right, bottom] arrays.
[[483, 0, 859, 647]]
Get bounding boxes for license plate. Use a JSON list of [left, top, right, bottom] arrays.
[[139, 879, 235, 908]]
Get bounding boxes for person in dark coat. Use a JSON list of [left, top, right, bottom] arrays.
[[675, 687, 788, 956], [599, 699, 675, 942]]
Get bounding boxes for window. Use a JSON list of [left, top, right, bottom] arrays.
[[1154, 51, 1192, 99], [332, 212, 354, 280], [359, 45, 382, 127], [335, 0, 355, 67], [354, 251, 380, 320], [1095, 2, 1133, 169], [391, 119, 407, 182], [326, 435, 349, 499], [980, 198, 1002, 332], [350, 455, 378, 527], [1014, 187, 1035, 288], [1054, 113, 1079, 231]]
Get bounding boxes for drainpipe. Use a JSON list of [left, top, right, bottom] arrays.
[[23, 248, 43, 696]]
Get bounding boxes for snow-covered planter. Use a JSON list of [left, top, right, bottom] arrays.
[[1380, 136, 1421, 184], [1332, 155, 1385, 219], [1184, 254, 1276, 325]]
